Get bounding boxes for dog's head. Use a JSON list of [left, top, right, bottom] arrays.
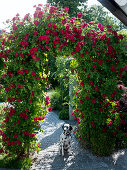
[[62, 124, 72, 136]]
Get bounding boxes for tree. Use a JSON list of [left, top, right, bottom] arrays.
[[47, 0, 88, 17], [84, 5, 127, 31]]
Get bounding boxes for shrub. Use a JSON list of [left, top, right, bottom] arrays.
[[90, 129, 115, 156], [0, 87, 6, 102], [59, 109, 69, 120], [49, 88, 62, 110]]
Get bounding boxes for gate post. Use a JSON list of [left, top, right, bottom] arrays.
[[69, 73, 75, 120]]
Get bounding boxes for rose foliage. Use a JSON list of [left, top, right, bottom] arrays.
[[0, 4, 126, 157]]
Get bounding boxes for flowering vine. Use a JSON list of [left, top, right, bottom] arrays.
[[0, 4, 126, 157]]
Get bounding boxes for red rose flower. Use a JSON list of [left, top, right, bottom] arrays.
[[28, 100, 33, 104], [38, 117, 43, 120], [85, 96, 90, 100], [99, 108, 103, 112], [15, 53, 18, 57], [17, 99, 21, 102], [24, 131, 29, 136], [72, 112, 75, 116], [79, 100, 83, 104], [16, 140, 21, 145], [110, 66, 115, 72], [26, 108, 29, 112], [98, 60, 103, 65], [20, 70, 24, 75], [102, 94, 107, 98], [80, 82, 84, 86], [95, 86, 99, 91], [17, 83, 21, 88], [92, 64, 97, 69], [29, 133, 35, 137], [108, 120, 112, 126], [93, 58, 97, 62], [91, 121, 95, 127], [31, 71, 36, 76], [31, 91, 34, 97], [34, 31, 37, 35], [48, 107, 52, 112], [102, 128, 107, 133], [0, 148, 4, 153], [14, 134, 18, 139], [17, 120, 20, 124], [34, 117, 38, 121], [47, 23, 52, 27], [91, 99, 96, 103], [89, 81, 93, 86], [78, 12, 82, 18], [34, 20, 39, 25], [112, 131, 117, 135]]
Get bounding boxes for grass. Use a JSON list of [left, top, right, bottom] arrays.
[[0, 104, 32, 169], [0, 155, 31, 169]]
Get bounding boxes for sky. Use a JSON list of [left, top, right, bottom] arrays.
[[0, 0, 101, 29]]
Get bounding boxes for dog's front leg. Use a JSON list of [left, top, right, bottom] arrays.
[[68, 147, 73, 155], [61, 143, 64, 156], [59, 144, 61, 155]]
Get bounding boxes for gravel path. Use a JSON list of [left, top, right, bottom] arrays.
[[30, 111, 127, 170]]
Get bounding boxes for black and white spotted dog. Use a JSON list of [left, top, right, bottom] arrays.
[[59, 123, 73, 156]]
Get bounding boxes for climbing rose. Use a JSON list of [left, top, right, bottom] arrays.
[[98, 60, 103, 65], [17, 99, 21, 102], [31, 91, 34, 97], [85, 96, 90, 100], [80, 82, 84, 86], [49, 6, 57, 14], [47, 23, 52, 27], [89, 81, 93, 86], [79, 100, 83, 104], [91, 122, 95, 127], [93, 58, 97, 62], [78, 12, 82, 18], [110, 66, 115, 72], [34, 117, 38, 121], [92, 64, 97, 69], [91, 99, 96, 103], [102, 128, 107, 133], [31, 71, 36, 76], [34, 31, 37, 35], [99, 108, 103, 112], [24, 131, 29, 136], [95, 86, 99, 91], [34, 20, 39, 25], [72, 112, 74, 116], [108, 120, 113, 126], [17, 83, 21, 88], [0, 148, 4, 153], [14, 134, 18, 139], [28, 100, 33, 104], [48, 107, 52, 112], [102, 94, 107, 98], [29, 133, 35, 137]]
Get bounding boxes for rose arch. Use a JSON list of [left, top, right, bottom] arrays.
[[0, 4, 126, 157]]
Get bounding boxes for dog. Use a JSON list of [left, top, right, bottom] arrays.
[[59, 123, 73, 156]]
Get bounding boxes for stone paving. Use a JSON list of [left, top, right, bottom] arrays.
[[30, 111, 127, 170]]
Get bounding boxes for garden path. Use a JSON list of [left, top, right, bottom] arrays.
[[30, 111, 127, 170]]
